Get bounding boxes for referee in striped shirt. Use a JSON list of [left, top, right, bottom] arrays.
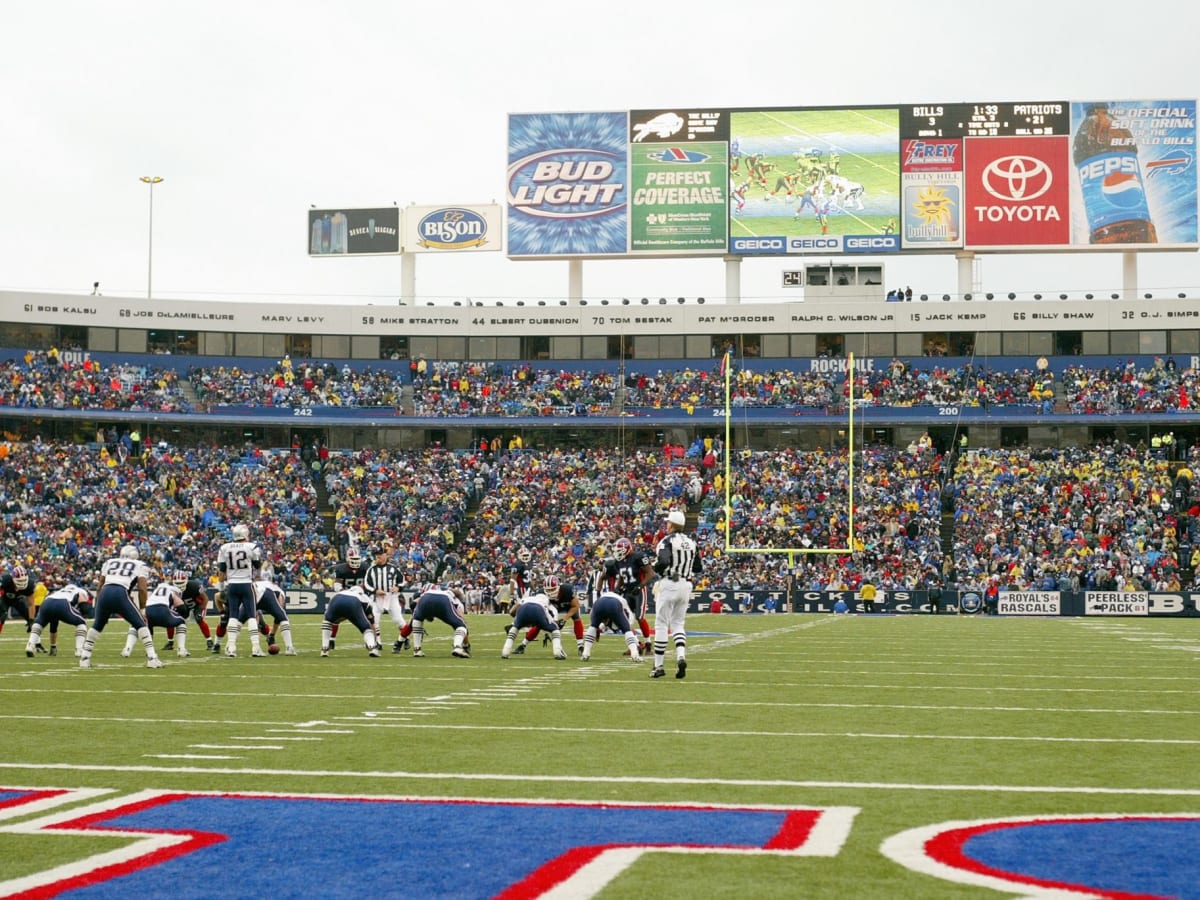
[[363, 542, 409, 653], [651, 510, 703, 680]]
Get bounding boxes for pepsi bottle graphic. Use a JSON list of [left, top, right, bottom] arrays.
[[1073, 103, 1157, 244]]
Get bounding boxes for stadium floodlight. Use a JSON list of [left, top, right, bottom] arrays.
[[964, 293, 972, 301], [1008, 293, 1017, 300], [1034, 293, 1043, 300], [986, 293, 994, 300], [1111, 293, 1120, 300], [1145, 293, 1153, 299], [138, 176, 164, 300], [1085, 294, 1094, 300], [1059, 294, 1068, 300]]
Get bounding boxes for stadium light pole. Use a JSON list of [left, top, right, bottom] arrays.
[[139, 176, 164, 299]]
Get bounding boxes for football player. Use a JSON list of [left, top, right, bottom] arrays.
[[254, 575, 296, 655], [0, 564, 37, 637], [327, 547, 368, 651], [26, 583, 90, 658], [405, 582, 471, 658], [581, 588, 642, 662], [80, 544, 163, 669], [216, 523, 264, 658], [597, 537, 656, 653], [122, 572, 190, 658], [502, 573, 568, 660], [163, 569, 214, 653], [510, 572, 580, 655], [319, 584, 380, 658]]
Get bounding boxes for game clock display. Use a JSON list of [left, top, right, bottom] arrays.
[[900, 102, 1070, 138]]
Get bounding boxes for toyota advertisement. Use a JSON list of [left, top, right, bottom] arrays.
[[505, 100, 1195, 258], [964, 136, 1071, 247]]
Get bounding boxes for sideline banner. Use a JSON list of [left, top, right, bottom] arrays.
[[215, 589, 1198, 618]]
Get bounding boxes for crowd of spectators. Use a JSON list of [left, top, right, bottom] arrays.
[[410, 361, 617, 417], [6, 351, 1195, 418], [188, 356, 405, 410], [0, 349, 190, 413], [2, 436, 1196, 606], [0, 438, 330, 594]]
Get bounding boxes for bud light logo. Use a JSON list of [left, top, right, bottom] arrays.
[[731, 236, 786, 254], [417, 208, 489, 250], [508, 150, 625, 220]]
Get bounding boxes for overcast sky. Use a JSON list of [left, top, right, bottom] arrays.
[[2, 0, 1197, 306]]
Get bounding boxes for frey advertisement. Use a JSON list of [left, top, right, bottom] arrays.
[[507, 112, 628, 257], [900, 138, 963, 249]]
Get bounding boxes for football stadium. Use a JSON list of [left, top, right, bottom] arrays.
[[3, 93, 1200, 897]]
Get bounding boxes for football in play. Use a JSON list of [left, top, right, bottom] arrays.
[[268, 644, 281, 655]]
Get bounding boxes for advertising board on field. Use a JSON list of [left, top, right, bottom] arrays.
[[1084, 591, 1149, 616], [997, 592, 1061, 615]]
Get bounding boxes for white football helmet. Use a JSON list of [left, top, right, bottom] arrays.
[[543, 573, 560, 595], [231, 524, 249, 541], [120, 545, 139, 560], [346, 549, 363, 568], [171, 569, 190, 588], [517, 547, 532, 563], [11, 566, 29, 590], [614, 537, 633, 560]]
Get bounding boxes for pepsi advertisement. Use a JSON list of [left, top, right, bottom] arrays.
[[1069, 99, 1197, 247]]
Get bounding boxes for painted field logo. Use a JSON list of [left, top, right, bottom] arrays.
[[417, 208, 488, 250], [508, 150, 625, 220]]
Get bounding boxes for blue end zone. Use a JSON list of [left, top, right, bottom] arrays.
[[65, 795, 800, 898], [962, 819, 1200, 898]]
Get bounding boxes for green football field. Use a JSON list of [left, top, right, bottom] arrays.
[[1, 613, 1198, 897]]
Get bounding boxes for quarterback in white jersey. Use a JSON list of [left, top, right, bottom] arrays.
[[217, 524, 264, 657]]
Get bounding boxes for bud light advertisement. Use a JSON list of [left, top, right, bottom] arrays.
[[1069, 99, 1197, 247], [507, 112, 629, 257]]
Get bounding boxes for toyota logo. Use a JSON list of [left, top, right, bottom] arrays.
[[982, 155, 1052, 202]]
